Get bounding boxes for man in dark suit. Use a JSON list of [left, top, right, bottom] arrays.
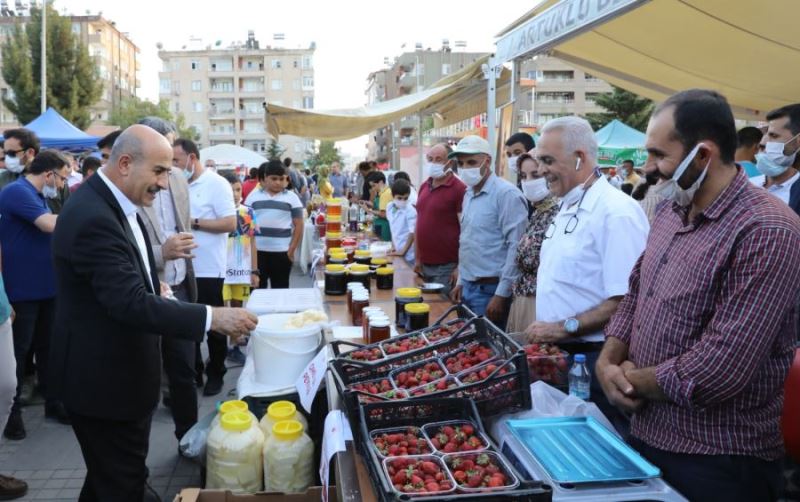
[[50, 125, 257, 501]]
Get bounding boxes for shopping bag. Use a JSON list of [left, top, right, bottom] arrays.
[[178, 409, 216, 464]]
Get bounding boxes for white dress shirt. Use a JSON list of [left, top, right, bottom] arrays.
[[767, 172, 799, 205], [97, 170, 212, 332], [536, 175, 649, 342]]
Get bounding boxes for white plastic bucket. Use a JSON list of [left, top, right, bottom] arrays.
[[251, 314, 322, 388]]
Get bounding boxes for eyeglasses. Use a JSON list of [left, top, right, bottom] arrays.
[[544, 184, 590, 239], [49, 171, 68, 182], [4, 149, 23, 158]]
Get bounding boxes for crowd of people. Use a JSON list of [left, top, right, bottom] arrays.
[[0, 89, 797, 500]]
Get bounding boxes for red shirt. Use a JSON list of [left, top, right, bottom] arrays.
[[415, 174, 466, 265], [606, 168, 800, 460], [242, 179, 259, 202]]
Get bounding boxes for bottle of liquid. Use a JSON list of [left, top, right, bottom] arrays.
[[348, 202, 359, 232], [568, 354, 591, 400]]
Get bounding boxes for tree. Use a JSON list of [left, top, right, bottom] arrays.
[[306, 140, 341, 169], [266, 138, 284, 160], [109, 97, 199, 141], [1, 4, 103, 129], [585, 86, 654, 132]]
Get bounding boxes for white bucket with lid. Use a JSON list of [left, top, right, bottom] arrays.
[[251, 314, 323, 389]]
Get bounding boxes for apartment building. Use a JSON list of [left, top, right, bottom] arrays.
[[158, 31, 315, 159], [0, 13, 140, 127]]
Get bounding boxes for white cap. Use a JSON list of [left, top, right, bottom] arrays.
[[448, 135, 492, 159]]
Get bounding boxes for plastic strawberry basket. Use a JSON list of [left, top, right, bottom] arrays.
[[357, 398, 552, 501]]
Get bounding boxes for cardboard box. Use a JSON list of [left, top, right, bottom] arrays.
[[174, 487, 336, 502]]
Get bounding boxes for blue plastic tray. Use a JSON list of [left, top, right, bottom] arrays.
[[506, 416, 661, 484]]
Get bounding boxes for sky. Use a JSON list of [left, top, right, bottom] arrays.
[[53, 0, 534, 157]]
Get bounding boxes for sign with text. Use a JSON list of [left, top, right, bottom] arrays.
[[494, 0, 647, 63], [294, 346, 329, 413], [319, 410, 353, 502]]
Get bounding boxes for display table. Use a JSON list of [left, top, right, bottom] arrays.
[[320, 257, 451, 502], [294, 222, 320, 274]]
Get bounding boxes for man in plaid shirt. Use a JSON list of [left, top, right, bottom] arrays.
[[598, 89, 800, 501]]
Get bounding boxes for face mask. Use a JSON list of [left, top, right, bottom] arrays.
[[393, 199, 408, 209], [183, 158, 195, 180], [4, 156, 23, 174], [755, 152, 790, 178], [425, 162, 448, 179], [507, 155, 520, 174], [521, 178, 549, 203], [460, 164, 486, 187], [42, 176, 58, 199], [761, 133, 800, 169], [619, 168, 628, 178], [665, 143, 709, 206]]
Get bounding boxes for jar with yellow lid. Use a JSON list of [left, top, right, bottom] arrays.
[[370, 257, 389, 275], [405, 302, 431, 332], [375, 266, 395, 290], [325, 231, 343, 249], [325, 215, 342, 234], [258, 401, 309, 441], [354, 249, 372, 265], [262, 419, 314, 493], [395, 287, 422, 330], [328, 252, 348, 265], [348, 263, 371, 291], [324, 264, 347, 295], [206, 411, 265, 493], [210, 399, 259, 430], [325, 198, 343, 217]]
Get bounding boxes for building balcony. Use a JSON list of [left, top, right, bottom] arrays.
[[238, 88, 266, 96], [240, 130, 267, 139], [240, 109, 263, 118], [208, 89, 235, 98], [209, 130, 236, 139], [208, 69, 235, 77], [238, 66, 264, 75], [209, 110, 236, 119]]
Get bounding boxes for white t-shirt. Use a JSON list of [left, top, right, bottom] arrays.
[[536, 175, 650, 342], [386, 201, 416, 263], [245, 187, 304, 252], [189, 170, 236, 278]]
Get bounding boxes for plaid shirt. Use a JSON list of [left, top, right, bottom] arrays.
[[606, 168, 800, 460]]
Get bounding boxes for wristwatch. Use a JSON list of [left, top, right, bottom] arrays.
[[191, 218, 200, 230], [564, 317, 580, 335]]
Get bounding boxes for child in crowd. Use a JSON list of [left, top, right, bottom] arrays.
[[221, 171, 259, 365], [386, 179, 416, 264]]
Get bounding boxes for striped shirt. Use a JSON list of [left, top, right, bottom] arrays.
[[606, 167, 800, 460], [244, 188, 303, 252]]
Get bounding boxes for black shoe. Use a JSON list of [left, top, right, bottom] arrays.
[[44, 402, 71, 425], [2, 410, 25, 440], [203, 377, 223, 396], [0, 474, 27, 500]]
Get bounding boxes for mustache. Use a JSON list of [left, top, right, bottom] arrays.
[[644, 171, 663, 185], [147, 186, 161, 195]]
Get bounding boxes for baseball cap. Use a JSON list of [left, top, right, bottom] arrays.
[[448, 135, 492, 159]]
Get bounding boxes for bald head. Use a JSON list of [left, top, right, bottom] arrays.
[[104, 125, 173, 206]]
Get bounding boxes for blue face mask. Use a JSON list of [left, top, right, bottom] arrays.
[[183, 157, 195, 180], [755, 152, 790, 178]]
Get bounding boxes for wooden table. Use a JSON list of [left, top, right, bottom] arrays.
[[319, 257, 455, 502]]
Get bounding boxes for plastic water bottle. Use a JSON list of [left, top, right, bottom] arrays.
[[568, 354, 591, 400]]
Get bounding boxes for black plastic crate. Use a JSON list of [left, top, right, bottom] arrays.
[[357, 399, 552, 502], [332, 318, 532, 428]]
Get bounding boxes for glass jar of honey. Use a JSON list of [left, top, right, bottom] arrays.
[[326, 232, 343, 249], [354, 249, 372, 265], [325, 216, 342, 234], [360, 307, 384, 340], [368, 318, 391, 344], [346, 283, 366, 315], [395, 287, 422, 329], [370, 257, 389, 274], [324, 264, 347, 295], [328, 252, 348, 266], [375, 267, 395, 290], [326, 198, 342, 218], [348, 264, 371, 291], [351, 292, 370, 327], [404, 302, 431, 332]]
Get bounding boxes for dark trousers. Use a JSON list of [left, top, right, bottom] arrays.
[[629, 437, 784, 501], [11, 298, 55, 409], [161, 281, 197, 440], [195, 278, 226, 380], [257, 251, 292, 289], [69, 409, 153, 502]]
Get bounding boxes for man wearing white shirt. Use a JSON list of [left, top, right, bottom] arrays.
[[753, 104, 800, 214], [528, 116, 649, 431], [173, 138, 236, 397]]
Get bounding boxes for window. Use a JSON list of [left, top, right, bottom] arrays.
[[172, 81, 180, 93], [416, 64, 425, 76], [541, 70, 573, 82], [193, 101, 203, 112], [526, 71, 536, 79], [292, 79, 301, 90], [293, 100, 302, 109], [585, 73, 601, 82], [271, 79, 283, 90], [71, 23, 81, 35], [302, 96, 314, 109], [293, 60, 299, 69], [191, 60, 200, 70], [536, 92, 574, 104], [172, 61, 180, 71], [441, 64, 451, 75], [191, 80, 202, 91], [271, 59, 282, 69], [302, 55, 313, 69], [302, 76, 313, 88], [174, 102, 180, 113]]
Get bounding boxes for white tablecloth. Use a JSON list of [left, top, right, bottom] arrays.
[[294, 222, 320, 273]]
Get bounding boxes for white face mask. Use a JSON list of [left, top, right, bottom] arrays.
[[507, 155, 520, 174], [4, 156, 23, 174], [521, 177, 549, 203], [757, 132, 800, 173], [393, 199, 408, 209], [664, 143, 709, 207], [182, 157, 195, 180], [425, 162, 448, 179], [43, 175, 58, 199], [460, 164, 486, 187]]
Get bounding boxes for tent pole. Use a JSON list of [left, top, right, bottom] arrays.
[[485, 57, 498, 172], [41, 0, 46, 114]]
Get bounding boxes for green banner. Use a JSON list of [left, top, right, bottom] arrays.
[[597, 147, 648, 167]]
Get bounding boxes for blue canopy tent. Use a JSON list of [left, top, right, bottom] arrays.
[[594, 119, 647, 167], [23, 107, 100, 152]]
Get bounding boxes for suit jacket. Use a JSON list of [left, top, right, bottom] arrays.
[[138, 168, 197, 302], [50, 174, 207, 421], [790, 176, 800, 217]]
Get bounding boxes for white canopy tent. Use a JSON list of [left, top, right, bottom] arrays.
[[199, 144, 267, 170]]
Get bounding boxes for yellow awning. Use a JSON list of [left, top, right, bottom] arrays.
[[265, 56, 514, 141], [497, 0, 799, 120]]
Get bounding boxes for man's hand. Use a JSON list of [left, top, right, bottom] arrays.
[[286, 249, 295, 263], [485, 295, 507, 323], [449, 267, 458, 287], [597, 359, 644, 414], [449, 284, 463, 303], [413, 262, 423, 277], [525, 321, 569, 343], [162, 232, 197, 261], [211, 307, 258, 339]]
